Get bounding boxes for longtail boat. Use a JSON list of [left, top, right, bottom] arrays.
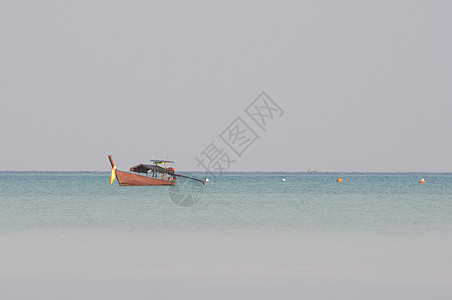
[[108, 155, 205, 186]]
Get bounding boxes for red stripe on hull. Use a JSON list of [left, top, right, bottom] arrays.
[[115, 170, 176, 186]]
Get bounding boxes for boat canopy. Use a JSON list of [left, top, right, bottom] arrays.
[[150, 160, 174, 164], [130, 164, 169, 174]]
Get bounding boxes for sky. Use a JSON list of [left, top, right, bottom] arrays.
[[1, 0, 451, 172]]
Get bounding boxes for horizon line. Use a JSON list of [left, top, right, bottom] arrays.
[[0, 170, 451, 174]]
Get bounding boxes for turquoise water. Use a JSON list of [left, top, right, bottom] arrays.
[[1, 172, 451, 236]]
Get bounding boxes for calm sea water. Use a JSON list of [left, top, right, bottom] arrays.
[[1, 172, 451, 236]]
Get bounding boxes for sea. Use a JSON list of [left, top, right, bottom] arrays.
[[1, 172, 452, 299], [1, 172, 451, 236]]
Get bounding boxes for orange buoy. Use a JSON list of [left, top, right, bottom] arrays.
[[337, 178, 342, 183], [419, 178, 425, 183]]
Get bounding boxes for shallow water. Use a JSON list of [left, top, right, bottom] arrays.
[[1, 172, 452, 299]]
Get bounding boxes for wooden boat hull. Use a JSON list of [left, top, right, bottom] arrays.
[[115, 170, 176, 186]]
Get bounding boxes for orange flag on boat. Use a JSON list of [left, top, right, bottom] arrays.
[[110, 166, 116, 184]]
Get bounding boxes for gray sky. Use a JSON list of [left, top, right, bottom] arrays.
[[1, 0, 451, 172]]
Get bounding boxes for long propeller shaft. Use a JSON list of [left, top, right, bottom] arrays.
[[173, 173, 205, 185]]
